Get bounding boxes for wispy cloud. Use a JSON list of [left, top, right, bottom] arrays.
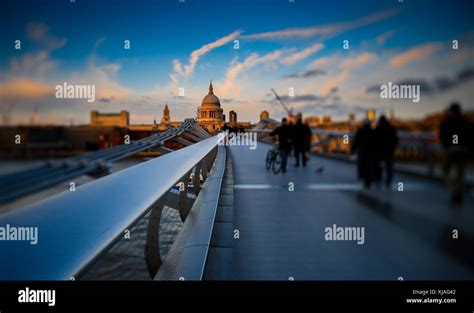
[[376, 30, 396, 45], [367, 67, 474, 95], [0, 78, 52, 101], [221, 50, 283, 96], [171, 29, 241, 82], [341, 52, 377, 69], [27, 22, 67, 50], [284, 69, 327, 79], [280, 43, 324, 65], [242, 8, 400, 41], [5, 22, 67, 80], [389, 43, 441, 68], [321, 71, 350, 95], [308, 55, 339, 69]]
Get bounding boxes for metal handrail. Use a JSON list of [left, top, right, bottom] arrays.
[[0, 135, 222, 280], [155, 145, 226, 280], [0, 119, 206, 203]]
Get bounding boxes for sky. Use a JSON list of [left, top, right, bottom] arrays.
[[1, 0, 473, 125]]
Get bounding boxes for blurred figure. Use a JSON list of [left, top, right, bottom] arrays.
[[292, 114, 312, 167], [439, 103, 473, 206], [351, 119, 377, 188], [375, 115, 398, 188], [270, 118, 291, 173]]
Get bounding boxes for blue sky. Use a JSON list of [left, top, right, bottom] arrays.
[[1, 0, 473, 124]]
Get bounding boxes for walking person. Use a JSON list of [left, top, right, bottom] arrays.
[[270, 118, 292, 173], [292, 114, 312, 167], [375, 115, 398, 188], [351, 119, 377, 188], [439, 103, 473, 206]]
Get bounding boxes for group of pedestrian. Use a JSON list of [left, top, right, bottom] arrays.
[[351, 115, 398, 189], [439, 103, 473, 205], [269, 104, 472, 206], [270, 113, 311, 173]]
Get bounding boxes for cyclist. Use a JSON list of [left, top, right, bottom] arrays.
[[270, 118, 291, 173]]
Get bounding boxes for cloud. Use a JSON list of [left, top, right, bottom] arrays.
[[97, 97, 112, 103], [267, 87, 338, 104], [308, 55, 339, 69], [9, 51, 59, 78], [341, 52, 377, 69], [367, 79, 433, 94], [242, 8, 400, 41], [389, 43, 441, 68], [6, 23, 67, 79], [303, 52, 377, 95], [221, 50, 284, 96], [265, 88, 367, 120], [376, 30, 396, 45], [321, 70, 350, 95], [27, 22, 48, 41], [26, 22, 67, 50], [284, 69, 327, 79], [280, 43, 324, 65], [366, 67, 474, 95], [172, 30, 241, 82], [93, 37, 106, 51], [173, 59, 183, 75], [0, 78, 54, 125], [277, 94, 325, 103], [456, 67, 474, 82], [222, 98, 248, 104], [81, 62, 131, 103], [0, 78, 53, 101]]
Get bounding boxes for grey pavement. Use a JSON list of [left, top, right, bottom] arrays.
[[229, 142, 474, 280]]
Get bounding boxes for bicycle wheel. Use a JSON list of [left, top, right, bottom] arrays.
[[265, 150, 273, 170], [272, 151, 282, 174]]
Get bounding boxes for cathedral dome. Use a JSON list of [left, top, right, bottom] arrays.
[[201, 81, 221, 106]]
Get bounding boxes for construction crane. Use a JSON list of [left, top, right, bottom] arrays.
[[271, 88, 294, 121]]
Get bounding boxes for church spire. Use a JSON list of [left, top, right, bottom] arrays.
[[209, 80, 214, 94]]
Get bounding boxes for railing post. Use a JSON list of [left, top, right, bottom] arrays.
[[145, 195, 170, 279], [178, 170, 192, 222], [192, 162, 202, 195]]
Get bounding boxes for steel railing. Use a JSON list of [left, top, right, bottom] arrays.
[[0, 135, 223, 280], [0, 119, 209, 203]]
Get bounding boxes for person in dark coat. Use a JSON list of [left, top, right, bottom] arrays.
[[439, 103, 473, 205], [270, 118, 291, 173], [291, 114, 312, 167], [351, 119, 377, 188], [375, 115, 398, 188]]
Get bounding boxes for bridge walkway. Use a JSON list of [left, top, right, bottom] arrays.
[[229, 142, 474, 280]]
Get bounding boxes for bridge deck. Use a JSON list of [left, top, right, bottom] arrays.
[[229, 143, 474, 280]]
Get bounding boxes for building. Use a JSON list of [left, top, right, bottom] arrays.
[[91, 111, 129, 127], [348, 113, 356, 125], [260, 110, 269, 121], [197, 81, 225, 133], [229, 110, 237, 126], [161, 103, 170, 124], [128, 103, 180, 132]]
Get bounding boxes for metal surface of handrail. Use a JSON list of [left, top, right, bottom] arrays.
[[0, 119, 204, 203], [155, 146, 226, 281], [0, 135, 222, 280]]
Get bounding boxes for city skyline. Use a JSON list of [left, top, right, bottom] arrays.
[[1, 0, 473, 125]]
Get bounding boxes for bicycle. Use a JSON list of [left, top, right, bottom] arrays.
[[265, 143, 282, 174]]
